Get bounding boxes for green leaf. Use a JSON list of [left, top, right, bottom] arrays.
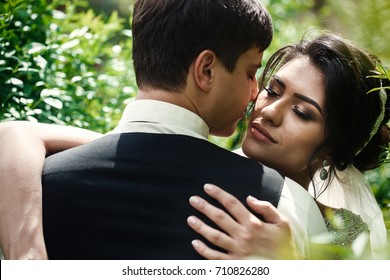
[[8, 77, 23, 87], [40, 88, 61, 98], [43, 97, 63, 109], [27, 42, 46, 54]]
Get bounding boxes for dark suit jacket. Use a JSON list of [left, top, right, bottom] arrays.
[[42, 133, 284, 259]]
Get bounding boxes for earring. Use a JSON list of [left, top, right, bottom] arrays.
[[320, 159, 329, 180]]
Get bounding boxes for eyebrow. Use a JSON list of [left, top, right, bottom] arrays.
[[273, 75, 323, 116]]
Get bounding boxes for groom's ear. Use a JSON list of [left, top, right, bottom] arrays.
[[193, 50, 216, 92]]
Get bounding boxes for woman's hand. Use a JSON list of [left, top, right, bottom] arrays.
[[187, 183, 298, 260], [0, 121, 102, 259]]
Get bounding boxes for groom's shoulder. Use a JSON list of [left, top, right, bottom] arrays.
[[44, 132, 283, 179]]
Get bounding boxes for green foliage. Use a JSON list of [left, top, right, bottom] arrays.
[[0, 0, 136, 133], [364, 65, 390, 232], [264, 0, 320, 55], [324, 0, 390, 65]]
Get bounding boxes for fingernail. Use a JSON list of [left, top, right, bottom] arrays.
[[189, 196, 199, 205], [204, 183, 213, 192], [187, 216, 197, 225], [191, 240, 200, 248], [247, 195, 258, 202]]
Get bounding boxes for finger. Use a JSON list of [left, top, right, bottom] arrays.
[[189, 195, 239, 234], [191, 239, 234, 260], [246, 196, 287, 224], [203, 183, 252, 222], [187, 215, 236, 251]]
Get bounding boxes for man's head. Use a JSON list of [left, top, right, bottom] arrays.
[[132, 0, 272, 91], [132, 0, 273, 135]]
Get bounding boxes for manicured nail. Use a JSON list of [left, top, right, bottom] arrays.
[[189, 196, 199, 205], [187, 216, 197, 225], [204, 183, 214, 192], [191, 240, 200, 248], [247, 195, 258, 202]]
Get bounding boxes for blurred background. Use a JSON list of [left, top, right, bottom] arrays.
[[86, 0, 390, 63], [1, 0, 389, 256]]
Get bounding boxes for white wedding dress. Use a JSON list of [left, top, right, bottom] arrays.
[[309, 165, 388, 259]]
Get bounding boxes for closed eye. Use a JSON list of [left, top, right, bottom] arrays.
[[292, 105, 312, 121], [263, 86, 280, 98]]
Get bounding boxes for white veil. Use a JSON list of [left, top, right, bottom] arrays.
[[309, 165, 388, 259]]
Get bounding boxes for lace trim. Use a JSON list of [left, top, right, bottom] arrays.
[[324, 208, 370, 247]]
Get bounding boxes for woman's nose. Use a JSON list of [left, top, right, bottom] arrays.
[[261, 100, 283, 126]]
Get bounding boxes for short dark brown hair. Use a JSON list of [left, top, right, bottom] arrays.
[[132, 0, 273, 91]]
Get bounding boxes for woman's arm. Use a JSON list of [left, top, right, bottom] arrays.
[[187, 184, 299, 260], [0, 121, 102, 259]]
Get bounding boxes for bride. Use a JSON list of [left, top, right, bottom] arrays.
[[0, 34, 388, 259], [187, 34, 389, 259]]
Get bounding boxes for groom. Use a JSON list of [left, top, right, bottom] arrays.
[[42, 0, 280, 259], [1, 0, 325, 259]]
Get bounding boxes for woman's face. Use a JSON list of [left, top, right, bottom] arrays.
[[242, 56, 326, 182]]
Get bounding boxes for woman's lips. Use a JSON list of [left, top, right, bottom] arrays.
[[250, 122, 277, 144]]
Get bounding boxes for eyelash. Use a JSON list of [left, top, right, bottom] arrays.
[[263, 86, 280, 97], [292, 105, 312, 121], [264, 86, 312, 121]]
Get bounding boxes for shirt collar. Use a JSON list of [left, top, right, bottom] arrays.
[[114, 100, 209, 139]]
